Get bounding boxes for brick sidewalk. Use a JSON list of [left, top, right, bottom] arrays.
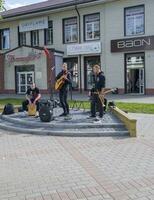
[[0, 131, 154, 200]]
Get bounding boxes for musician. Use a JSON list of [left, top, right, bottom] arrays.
[[56, 63, 71, 116], [89, 64, 105, 119], [22, 83, 41, 115]]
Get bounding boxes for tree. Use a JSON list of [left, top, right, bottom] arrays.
[[0, 0, 5, 19]]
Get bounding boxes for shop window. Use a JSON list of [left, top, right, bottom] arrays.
[[63, 17, 78, 43], [0, 28, 10, 50], [84, 13, 100, 41], [125, 53, 145, 94], [63, 58, 78, 90], [44, 21, 53, 45], [125, 5, 145, 36], [84, 56, 100, 90]]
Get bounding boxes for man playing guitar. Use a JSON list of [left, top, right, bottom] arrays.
[[89, 64, 106, 119], [55, 63, 71, 117]]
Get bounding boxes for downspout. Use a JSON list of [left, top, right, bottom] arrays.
[[75, 2, 82, 93]]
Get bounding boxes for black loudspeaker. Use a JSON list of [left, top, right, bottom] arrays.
[[39, 106, 53, 122], [39, 100, 53, 122]]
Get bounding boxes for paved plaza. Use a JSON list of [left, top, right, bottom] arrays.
[[0, 112, 154, 200]]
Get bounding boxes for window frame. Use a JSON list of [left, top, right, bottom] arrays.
[[124, 4, 145, 37], [44, 20, 53, 45], [63, 17, 78, 44], [0, 28, 10, 50], [18, 27, 26, 46], [31, 30, 39, 47], [84, 13, 100, 42]]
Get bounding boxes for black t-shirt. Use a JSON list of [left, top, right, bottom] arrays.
[[26, 87, 40, 99], [92, 72, 105, 92]]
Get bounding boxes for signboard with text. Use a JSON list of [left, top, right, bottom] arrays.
[[19, 17, 48, 32], [67, 42, 101, 55], [111, 36, 154, 53]]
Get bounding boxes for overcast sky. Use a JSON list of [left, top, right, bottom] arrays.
[[5, 0, 46, 10]]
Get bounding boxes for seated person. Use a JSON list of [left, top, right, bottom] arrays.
[[22, 83, 41, 115]]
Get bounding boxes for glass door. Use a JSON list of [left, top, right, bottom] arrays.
[[17, 72, 34, 94], [84, 56, 100, 90], [125, 53, 145, 94]]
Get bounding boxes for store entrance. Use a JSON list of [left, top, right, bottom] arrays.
[[15, 65, 34, 94], [126, 53, 145, 94], [84, 56, 100, 90]]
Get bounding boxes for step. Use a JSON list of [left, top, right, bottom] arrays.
[[0, 118, 129, 137]]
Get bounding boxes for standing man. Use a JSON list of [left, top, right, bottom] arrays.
[[56, 63, 71, 116], [89, 64, 105, 119], [22, 83, 41, 115]]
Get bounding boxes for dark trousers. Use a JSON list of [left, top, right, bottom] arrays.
[[22, 98, 40, 111], [59, 90, 69, 114], [91, 94, 104, 118]]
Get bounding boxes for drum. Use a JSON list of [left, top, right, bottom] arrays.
[[28, 104, 36, 116]]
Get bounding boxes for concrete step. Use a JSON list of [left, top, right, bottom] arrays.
[[0, 114, 125, 129], [0, 118, 129, 137]]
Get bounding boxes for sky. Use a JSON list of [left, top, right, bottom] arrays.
[[5, 0, 47, 10]]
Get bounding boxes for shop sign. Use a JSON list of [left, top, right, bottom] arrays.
[[67, 42, 101, 55], [111, 36, 154, 52], [19, 17, 48, 32], [6, 51, 42, 63]]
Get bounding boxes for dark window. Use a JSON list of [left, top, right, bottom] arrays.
[[63, 17, 78, 43], [0, 28, 10, 50], [18, 27, 26, 46], [44, 21, 53, 45], [84, 56, 100, 90], [84, 13, 100, 41], [31, 30, 39, 46], [124, 5, 145, 36]]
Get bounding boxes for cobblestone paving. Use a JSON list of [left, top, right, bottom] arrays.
[[0, 130, 154, 200]]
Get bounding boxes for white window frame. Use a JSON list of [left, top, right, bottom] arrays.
[[31, 30, 39, 46], [125, 5, 145, 36], [0, 28, 10, 50], [64, 17, 78, 44], [84, 13, 100, 41]]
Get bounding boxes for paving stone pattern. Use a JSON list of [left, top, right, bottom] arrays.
[[0, 129, 154, 200]]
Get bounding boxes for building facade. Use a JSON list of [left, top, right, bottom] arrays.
[[0, 0, 154, 94]]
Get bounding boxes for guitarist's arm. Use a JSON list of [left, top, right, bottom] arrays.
[[55, 71, 62, 81]]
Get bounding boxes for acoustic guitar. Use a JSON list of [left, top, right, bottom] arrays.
[[55, 73, 68, 91]]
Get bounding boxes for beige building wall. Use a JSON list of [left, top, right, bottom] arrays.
[[1, 0, 154, 92], [4, 47, 47, 90]]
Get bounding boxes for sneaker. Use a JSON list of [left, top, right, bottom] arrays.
[[87, 115, 96, 119], [59, 113, 67, 117]]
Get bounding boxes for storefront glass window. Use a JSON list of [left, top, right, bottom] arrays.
[[84, 13, 100, 41], [84, 56, 100, 90], [0, 28, 10, 50], [63, 18, 78, 43], [125, 5, 144, 36], [63, 58, 78, 90], [126, 53, 144, 94]]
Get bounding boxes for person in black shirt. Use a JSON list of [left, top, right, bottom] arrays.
[[89, 64, 105, 119], [56, 63, 71, 116], [22, 83, 41, 112]]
